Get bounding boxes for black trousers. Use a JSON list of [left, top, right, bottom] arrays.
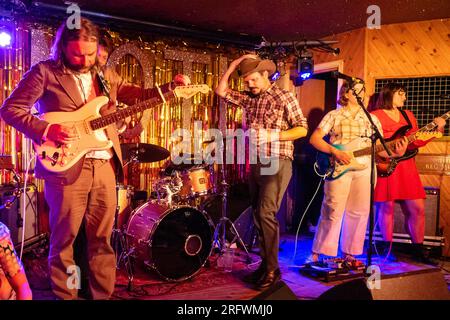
[[249, 159, 292, 271]]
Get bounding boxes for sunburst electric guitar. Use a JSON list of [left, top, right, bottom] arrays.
[[315, 112, 448, 180], [376, 110, 450, 177], [34, 85, 210, 173]]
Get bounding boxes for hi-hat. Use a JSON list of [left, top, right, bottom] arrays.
[[121, 143, 170, 163]]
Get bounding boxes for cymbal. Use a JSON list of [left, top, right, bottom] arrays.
[[121, 143, 170, 163], [163, 154, 206, 174]]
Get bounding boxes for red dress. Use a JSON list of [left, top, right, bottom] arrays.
[[371, 109, 426, 202]]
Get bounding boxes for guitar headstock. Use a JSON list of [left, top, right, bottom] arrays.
[[173, 84, 210, 99], [415, 131, 443, 141]]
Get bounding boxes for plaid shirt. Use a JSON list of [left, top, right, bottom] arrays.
[[319, 107, 383, 146], [224, 84, 307, 160]]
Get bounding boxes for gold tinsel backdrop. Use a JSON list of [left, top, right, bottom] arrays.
[[0, 21, 249, 199]]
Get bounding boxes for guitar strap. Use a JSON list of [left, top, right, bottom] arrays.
[[399, 108, 412, 130], [96, 71, 111, 99]]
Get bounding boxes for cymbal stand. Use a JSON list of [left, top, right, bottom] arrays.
[[212, 142, 252, 263], [111, 162, 135, 291]]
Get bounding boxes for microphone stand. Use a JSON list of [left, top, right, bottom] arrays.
[[349, 83, 392, 268]]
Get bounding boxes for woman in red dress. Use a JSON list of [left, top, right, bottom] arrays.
[[371, 83, 446, 261]]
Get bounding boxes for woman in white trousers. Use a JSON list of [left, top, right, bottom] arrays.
[[307, 81, 407, 263]]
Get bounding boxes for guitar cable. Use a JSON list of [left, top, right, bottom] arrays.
[[291, 173, 327, 265]]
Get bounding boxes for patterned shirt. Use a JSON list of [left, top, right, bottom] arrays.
[[319, 107, 383, 165], [224, 84, 307, 160]]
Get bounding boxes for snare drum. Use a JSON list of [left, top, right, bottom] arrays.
[[126, 200, 214, 281], [116, 184, 134, 229], [179, 166, 214, 199]]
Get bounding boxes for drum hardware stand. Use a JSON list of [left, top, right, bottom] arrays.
[[111, 183, 135, 291], [118, 242, 135, 291], [212, 152, 252, 264]]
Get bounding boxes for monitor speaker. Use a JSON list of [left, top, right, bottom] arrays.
[[318, 268, 449, 300], [252, 280, 298, 300]]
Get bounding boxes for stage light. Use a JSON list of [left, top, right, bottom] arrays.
[[298, 55, 314, 80], [0, 31, 12, 47], [270, 70, 281, 81], [0, 19, 14, 48]]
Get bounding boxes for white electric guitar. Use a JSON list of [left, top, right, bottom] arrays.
[[34, 84, 210, 172]]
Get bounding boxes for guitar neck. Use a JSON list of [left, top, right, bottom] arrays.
[[353, 139, 397, 157], [90, 90, 175, 130], [353, 110, 449, 158]]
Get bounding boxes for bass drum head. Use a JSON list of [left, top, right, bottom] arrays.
[[149, 206, 214, 281]]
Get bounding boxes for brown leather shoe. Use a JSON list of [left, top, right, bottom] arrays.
[[243, 262, 266, 284], [255, 268, 281, 289]]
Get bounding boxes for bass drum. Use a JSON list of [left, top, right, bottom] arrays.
[[126, 200, 214, 282]]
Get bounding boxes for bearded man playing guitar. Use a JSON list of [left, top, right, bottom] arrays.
[[0, 18, 191, 299], [370, 83, 446, 263]]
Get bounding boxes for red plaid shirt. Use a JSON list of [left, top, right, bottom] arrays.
[[224, 84, 307, 160]]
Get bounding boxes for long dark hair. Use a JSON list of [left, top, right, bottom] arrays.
[[51, 17, 99, 66], [375, 83, 406, 110], [367, 93, 379, 112]]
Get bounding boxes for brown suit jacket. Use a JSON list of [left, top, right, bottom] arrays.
[[0, 59, 171, 185]]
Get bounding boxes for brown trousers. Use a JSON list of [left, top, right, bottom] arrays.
[[44, 159, 117, 299]]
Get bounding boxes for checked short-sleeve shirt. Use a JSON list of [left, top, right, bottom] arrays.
[[224, 84, 307, 160]]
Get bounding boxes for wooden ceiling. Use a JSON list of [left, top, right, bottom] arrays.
[[24, 0, 450, 45]]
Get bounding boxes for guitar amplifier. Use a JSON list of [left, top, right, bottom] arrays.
[[368, 187, 444, 247], [0, 184, 40, 246], [366, 187, 445, 247], [393, 187, 440, 238]]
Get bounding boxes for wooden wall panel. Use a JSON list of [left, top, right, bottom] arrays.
[[314, 28, 366, 80], [297, 79, 326, 117], [365, 18, 450, 93]]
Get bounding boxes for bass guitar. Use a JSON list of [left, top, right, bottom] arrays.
[[376, 110, 449, 176]]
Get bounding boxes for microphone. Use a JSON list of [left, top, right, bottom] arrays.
[[439, 94, 450, 99], [331, 71, 364, 84]]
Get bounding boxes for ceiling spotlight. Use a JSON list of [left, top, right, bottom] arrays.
[[298, 50, 314, 81]]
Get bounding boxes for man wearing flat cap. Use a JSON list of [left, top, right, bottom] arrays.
[[216, 54, 308, 289]]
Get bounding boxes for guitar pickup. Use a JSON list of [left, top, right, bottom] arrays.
[[50, 152, 59, 166]]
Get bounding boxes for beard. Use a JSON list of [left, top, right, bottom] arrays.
[[63, 55, 94, 74], [249, 87, 262, 95]]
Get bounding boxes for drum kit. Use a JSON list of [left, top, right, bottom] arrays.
[[113, 141, 250, 286]]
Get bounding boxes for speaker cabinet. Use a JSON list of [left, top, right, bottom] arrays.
[[393, 187, 440, 237], [318, 268, 449, 300], [252, 281, 298, 300], [0, 184, 39, 246], [368, 187, 444, 247]]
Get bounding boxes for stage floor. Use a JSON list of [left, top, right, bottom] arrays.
[[23, 233, 450, 300]]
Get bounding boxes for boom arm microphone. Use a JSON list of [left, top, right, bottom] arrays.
[[331, 71, 364, 84]]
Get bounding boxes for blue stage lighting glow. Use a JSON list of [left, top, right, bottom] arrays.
[[300, 72, 311, 80]]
